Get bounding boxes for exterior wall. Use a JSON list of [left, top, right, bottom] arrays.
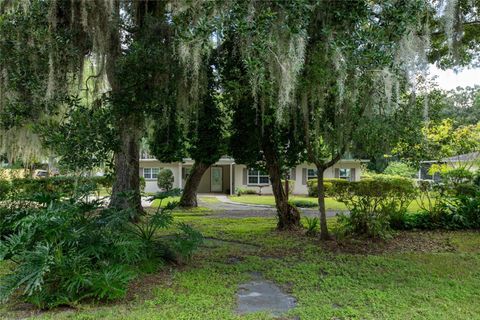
[[140, 159, 364, 195], [232, 161, 363, 195], [139, 161, 182, 193], [140, 161, 231, 194]]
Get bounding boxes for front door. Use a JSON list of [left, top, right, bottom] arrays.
[[211, 167, 223, 192]]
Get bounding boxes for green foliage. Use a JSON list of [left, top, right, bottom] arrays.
[[0, 188, 202, 308], [394, 119, 480, 164], [383, 162, 417, 178], [9, 176, 110, 200], [331, 175, 417, 238], [234, 187, 258, 196], [38, 97, 117, 172], [139, 176, 146, 193], [0, 180, 11, 200], [408, 169, 480, 230], [304, 217, 319, 236], [157, 169, 174, 191], [280, 179, 295, 195], [289, 199, 317, 208], [307, 178, 349, 197]]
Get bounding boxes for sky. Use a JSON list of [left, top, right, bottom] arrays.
[[429, 66, 480, 90]]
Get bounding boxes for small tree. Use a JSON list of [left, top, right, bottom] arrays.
[[157, 169, 174, 191]]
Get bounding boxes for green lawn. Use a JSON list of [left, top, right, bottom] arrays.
[[2, 212, 480, 320], [228, 195, 427, 212]]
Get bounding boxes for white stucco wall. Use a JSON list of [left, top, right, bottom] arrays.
[[140, 159, 365, 195], [140, 161, 182, 193], [233, 161, 364, 195]]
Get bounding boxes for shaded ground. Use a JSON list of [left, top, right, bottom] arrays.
[[198, 195, 341, 219], [2, 212, 480, 320]]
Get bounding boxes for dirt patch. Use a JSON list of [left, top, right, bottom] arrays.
[[321, 231, 457, 255], [124, 269, 174, 302]]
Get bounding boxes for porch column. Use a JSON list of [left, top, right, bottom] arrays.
[[178, 162, 183, 188], [230, 163, 233, 195]]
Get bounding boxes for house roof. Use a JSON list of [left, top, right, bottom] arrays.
[[421, 151, 480, 164]]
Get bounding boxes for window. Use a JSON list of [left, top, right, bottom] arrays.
[[143, 167, 159, 179], [247, 168, 270, 185], [307, 169, 318, 180], [339, 168, 351, 180]]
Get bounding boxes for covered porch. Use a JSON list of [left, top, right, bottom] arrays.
[[179, 157, 235, 195]]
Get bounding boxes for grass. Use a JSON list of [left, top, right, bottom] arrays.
[[228, 195, 429, 212], [2, 212, 480, 319]]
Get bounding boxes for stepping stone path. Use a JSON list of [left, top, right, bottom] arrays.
[[236, 272, 296, 316]]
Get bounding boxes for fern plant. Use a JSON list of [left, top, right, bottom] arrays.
[[305, 217, 319, 237]]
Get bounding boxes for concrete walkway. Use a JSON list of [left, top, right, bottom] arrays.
[[197, 195, 342, 219]]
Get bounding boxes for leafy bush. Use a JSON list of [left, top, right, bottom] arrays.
[[235, 187, 257, 196], [304, 217, 319, 236], [408, 167, 480, 230], [280, 179, 295, 194], [383, 161, 417, 178], [289, 199, 317, 208], [331, 174, 417, 238], [307, 178, 348, 197], [9, 176, 110, 199], [0, 180, 11, 200], [157, 169, 174, 191], [0, 189, 202, 309]]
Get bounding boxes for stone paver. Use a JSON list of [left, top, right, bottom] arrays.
[[236, 272, 296, 316]]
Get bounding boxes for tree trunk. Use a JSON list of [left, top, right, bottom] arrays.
[[179, 161, 210, 208], [263, 143, 301, 230], [316, 166, 331, 240], [110, 116, 144, 219]]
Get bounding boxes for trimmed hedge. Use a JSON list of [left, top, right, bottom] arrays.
[[307, 178, 348, 197]]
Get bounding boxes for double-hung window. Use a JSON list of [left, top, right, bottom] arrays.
[[143, 167, 159, 180], [339, 168, 351, 180], [307, 169, 318, 180], [247, 168, 270, 185]]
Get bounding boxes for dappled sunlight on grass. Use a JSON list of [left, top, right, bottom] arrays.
[[3, 213, 480, 320]]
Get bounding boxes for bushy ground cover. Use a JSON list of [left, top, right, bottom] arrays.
[[2, 211, 479, 320]]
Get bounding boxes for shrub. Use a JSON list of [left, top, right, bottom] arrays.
[[304, 217, 319, 236], [307, 178, 348, 197], [139, 176, 146, 193], [383, 161, 417, 178], [0, 180, 11, 200], [235, 187, 257, 196], [280, 179, 295, 194], [157, 169, 174, 191], [0, 189, 202, 309], [289, 199, 317, 208], [9, 176, 110, 199], [331, 174, 417, 238]]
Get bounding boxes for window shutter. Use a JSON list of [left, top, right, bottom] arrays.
[[302, 168, 307, 185], [182, 167, 186, 179], [350, 168, 356, 181], [243, 168, 247, 185], [334, 168, 340, 178], [290, 168, 296, 181]]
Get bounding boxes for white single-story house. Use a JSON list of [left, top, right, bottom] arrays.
[[140, 152, 368, 195], [418, 152, 479, 181]]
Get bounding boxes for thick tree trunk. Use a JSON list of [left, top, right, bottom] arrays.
[[179, 161, 210, 208], [263, 143, 301, 230], [110, 116, 144, 219], [316, 166, 331, 240]]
